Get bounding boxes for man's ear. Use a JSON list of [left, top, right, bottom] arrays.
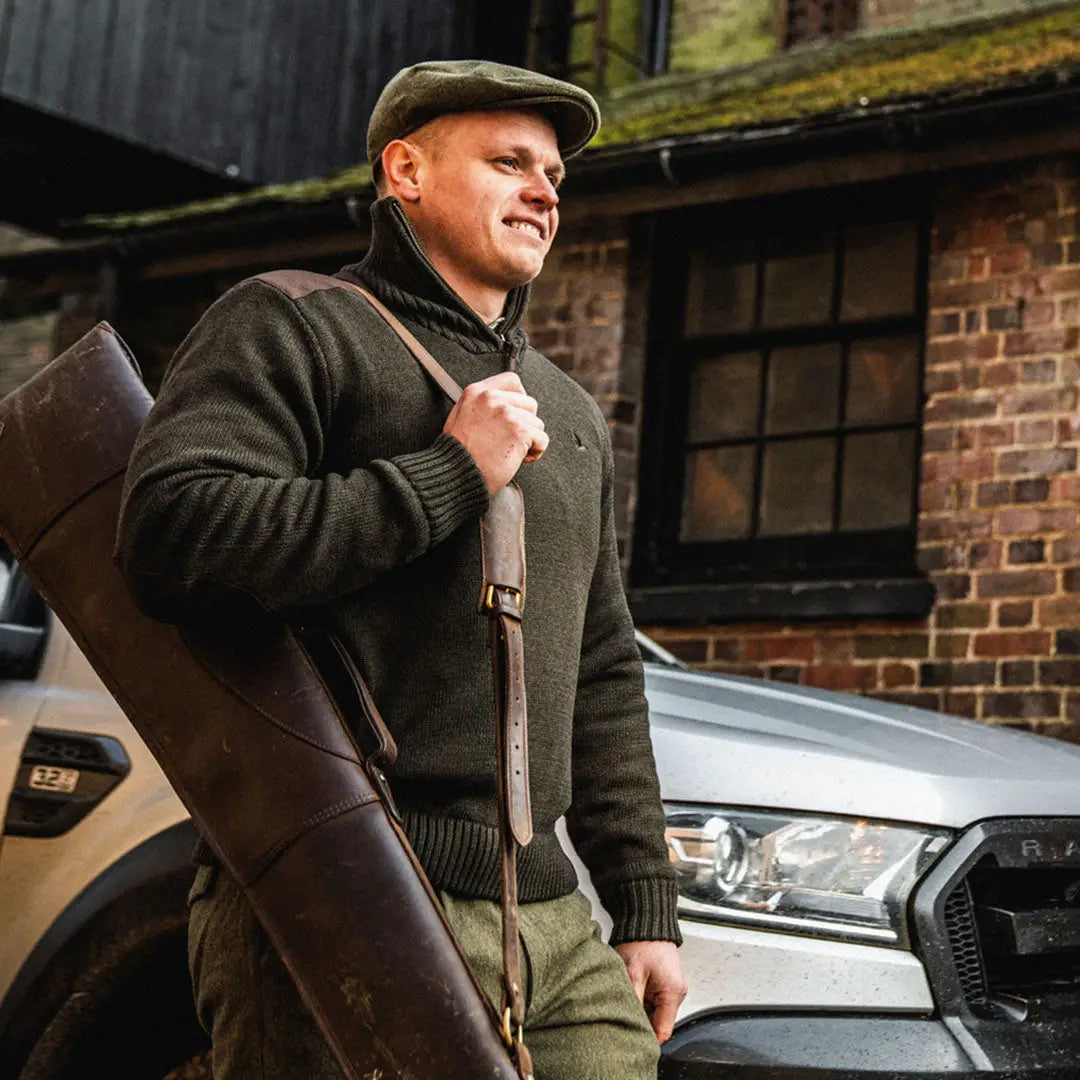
[[381, 139, 423, 203]]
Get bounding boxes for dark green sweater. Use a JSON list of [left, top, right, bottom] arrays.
[[116, 197, 679, 945]]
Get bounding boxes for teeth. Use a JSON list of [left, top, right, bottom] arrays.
[[508, 220, 541, 238]]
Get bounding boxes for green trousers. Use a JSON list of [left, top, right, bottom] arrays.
[[187, 866, 660, 1080]]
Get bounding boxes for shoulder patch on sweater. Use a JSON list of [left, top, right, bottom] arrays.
[[253, 269, 345, 301]]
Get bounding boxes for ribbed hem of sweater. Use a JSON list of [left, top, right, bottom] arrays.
[[604, 877, 683, 947], [391, 433, 489, 546], [402, 809, 579, 901]]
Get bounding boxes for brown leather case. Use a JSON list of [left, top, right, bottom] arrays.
[[0, 323, 520, 1080]]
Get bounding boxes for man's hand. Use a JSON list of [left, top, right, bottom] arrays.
[[615, 940, 687, 1044], [443, 372, 548, 496]]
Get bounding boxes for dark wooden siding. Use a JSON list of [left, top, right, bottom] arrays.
[[0, 0, 497, 183]]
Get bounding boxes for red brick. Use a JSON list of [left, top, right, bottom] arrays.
[[1023, 299, 1057, 326], [934, 573, 973, 600], [996, 507, 1077, 535], [1008, 539, 1045, 564], [922, 427, 956, 454], [1001, 387, 1078, 416], [924, 368, 960, 394], [968, 541, 1002, 570], [930, 280, 1001, 307], [924, 397, 997, 425], [1059, 415, 1080, 444], [1002, 660, 1036, 686], [711, 639, 742, 664], [742, 636, 815, 663], [1064, 567, 1080, 593], [1052, 538, 1080, 562], [974, 334, 1002, 360], [1040, 659, 1080, 686], [855, 633, 929, 660], [1051, 475, 1080, 502], [967, 255, 987, 278], [1014, 478, 1050, 503], [974, 423, 1014, 448], [981, 362, 1020, 388], [804, 664, 878, 692], [943, 692, 979, 719], [1038, 597, 1080, 627], [882, 662, 917, 688], [998, 447, 1077, 476], [976, 571, 1056, 598], [920, 660, 996, 686], [998, 600, 1033, 627], [972, 630, 1052, 657], [934, 603, 991, 629], [920, 483, 959, 513], [921, 452, 995, 483], [989, 248, 1028, 275], [976, 480, 1011, 508], [983, 691, 1061, 720], [929, 254, 968, 282], [815, 635, 855, 663], [933, 633, 970, 659], [664, 638, 709, 663], [1016, 419, 1056, 444]]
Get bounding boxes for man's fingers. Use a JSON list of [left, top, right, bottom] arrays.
[[646, 987, 683, 1044], [522, 428, 549, 463], [469, 371, 525, 394]]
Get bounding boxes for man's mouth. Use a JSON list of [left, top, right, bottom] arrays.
[[505, 219, 544, 240]]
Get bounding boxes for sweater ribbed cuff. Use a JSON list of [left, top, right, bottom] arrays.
[[392, 432, 490, 546], [604, 877, 683, 947]]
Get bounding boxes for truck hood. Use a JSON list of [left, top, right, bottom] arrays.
[[645, 665, 1080, 829]]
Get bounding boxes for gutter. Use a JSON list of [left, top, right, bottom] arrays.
[[567, 70, 1080, 193]]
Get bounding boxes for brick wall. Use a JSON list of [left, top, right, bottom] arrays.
[[526, 217, 644, 549], [859, 0, 1025, 33], [643, 157, 1080, 737], [539, 156, 1080, 738]]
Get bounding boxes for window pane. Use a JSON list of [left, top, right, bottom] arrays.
[[840, 430, 916, 530], [681, 446, 755, 541], [765, 343, 841, 435], [761, 234, 834, 328], [841, 220, 919, 320], [687, 352, 761, 442], [759, 438, 835, 536], [846, 336, 921, 427], [684, 240, 757, 337]]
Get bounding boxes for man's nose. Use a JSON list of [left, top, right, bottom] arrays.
[[524, 172, 559, 210]]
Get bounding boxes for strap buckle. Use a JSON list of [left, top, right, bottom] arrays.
[[483, 584, 523, 614]]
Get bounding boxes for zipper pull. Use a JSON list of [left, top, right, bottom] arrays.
[[505, 332, 524, 374]]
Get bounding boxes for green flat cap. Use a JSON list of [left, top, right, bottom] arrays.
[[367, 60, 601, 170]]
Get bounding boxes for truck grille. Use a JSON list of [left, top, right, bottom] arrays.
[[915, 819, 1080, 1022]]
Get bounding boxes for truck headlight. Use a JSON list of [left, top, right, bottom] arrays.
[[665, 805, 951, 947]]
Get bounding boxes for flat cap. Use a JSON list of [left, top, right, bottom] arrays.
[[367, 60, 601, 170]]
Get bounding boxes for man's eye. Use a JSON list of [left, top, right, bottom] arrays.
[[496, 157, 518, 168]]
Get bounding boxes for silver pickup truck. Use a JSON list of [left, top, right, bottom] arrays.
[[2, 558, 1079, 1079]]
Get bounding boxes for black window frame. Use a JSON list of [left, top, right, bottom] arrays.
[[630, 181, 934, 624]]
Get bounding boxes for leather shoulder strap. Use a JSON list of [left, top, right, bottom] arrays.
[[253, 269, 462, 404]]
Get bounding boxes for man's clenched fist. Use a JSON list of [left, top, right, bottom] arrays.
[[443, 372, 548, 496]]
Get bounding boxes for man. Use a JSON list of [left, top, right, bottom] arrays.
[[116, 60, 686, 1079]]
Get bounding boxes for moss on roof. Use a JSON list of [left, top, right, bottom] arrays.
[[594, 3, 1080, 147], [78, 163, 373, 232], [80, 4, 1079, 234]]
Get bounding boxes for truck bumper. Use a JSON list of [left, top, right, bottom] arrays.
[[659, 1013, 1080, 1078]]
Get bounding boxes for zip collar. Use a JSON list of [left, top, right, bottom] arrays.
[[338, 197, 530, 356]]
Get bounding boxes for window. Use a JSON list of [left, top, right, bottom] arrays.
[[781, 0, 860, 48], [631, 187, 931, 622]]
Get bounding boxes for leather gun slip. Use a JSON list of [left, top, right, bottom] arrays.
[[0, 323, 520, 1080]]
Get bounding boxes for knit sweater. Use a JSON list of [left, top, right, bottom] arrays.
[[116, 196, 679, 945]]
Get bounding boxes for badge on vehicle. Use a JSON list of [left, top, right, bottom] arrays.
[[28, 765, 80, 794]]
